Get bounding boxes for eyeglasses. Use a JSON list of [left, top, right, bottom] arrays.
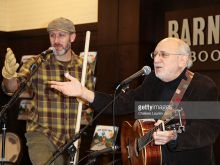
[[150, 51, 184, 59]]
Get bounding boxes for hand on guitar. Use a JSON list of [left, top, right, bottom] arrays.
[[153, 120, 177, 145]]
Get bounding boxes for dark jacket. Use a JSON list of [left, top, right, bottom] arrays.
[[90, 69, 220, 165]]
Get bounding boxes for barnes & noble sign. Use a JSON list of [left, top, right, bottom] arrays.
[[165, 7, 220, 70]]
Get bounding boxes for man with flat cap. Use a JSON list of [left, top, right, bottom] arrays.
[[1, 17, 94, 165]]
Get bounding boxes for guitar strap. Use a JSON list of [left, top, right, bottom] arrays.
[[161, 70, 194, 120]]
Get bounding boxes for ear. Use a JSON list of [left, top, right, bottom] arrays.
[[178, 55, 188, 68], [70, 33, 76, 42]]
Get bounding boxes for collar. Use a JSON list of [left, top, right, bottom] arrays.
[[160, 68, 188, 88], [45, 51, 83, 67]]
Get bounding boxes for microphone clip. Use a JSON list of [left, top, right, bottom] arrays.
[[120, 84, 130, 93], [116, 65, 151, 91], [40, 47, 55, 61]]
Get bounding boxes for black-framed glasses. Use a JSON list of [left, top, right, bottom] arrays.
[[150, 51, 184, 59]]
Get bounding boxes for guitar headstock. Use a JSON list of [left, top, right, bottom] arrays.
[[163, 108, 186, 134], [166, 122, 185, 134]]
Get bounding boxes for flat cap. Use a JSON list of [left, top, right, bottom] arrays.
[[47, 17, 75, 33]]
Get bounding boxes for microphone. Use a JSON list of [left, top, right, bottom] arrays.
[[89, 146, 119, 158], [29, 47, 55, 71], [119, 65, 151, 87], [41, 47, 55, 56]]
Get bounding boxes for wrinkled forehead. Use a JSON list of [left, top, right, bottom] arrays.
[[155, 38, 181, 53]]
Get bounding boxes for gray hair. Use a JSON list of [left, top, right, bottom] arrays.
[[178, 40, 193, 68], [165, 37, 193, 68]]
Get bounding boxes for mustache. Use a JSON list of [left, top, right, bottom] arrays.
[[154, 64, 163, 68], [53, 44, 63, 48]]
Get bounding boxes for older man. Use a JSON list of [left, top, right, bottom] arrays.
[[2, 17, 94, 165], [49, 38, 219, 165]]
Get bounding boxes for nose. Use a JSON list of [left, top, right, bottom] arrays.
[[54, 36, 60, 43], [153, 53, 162, 63]]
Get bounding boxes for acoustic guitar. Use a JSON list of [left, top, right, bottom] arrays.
[[121, 117, 184, 165]]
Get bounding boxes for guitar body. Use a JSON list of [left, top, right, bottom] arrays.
[[121, 120, 162, 165]]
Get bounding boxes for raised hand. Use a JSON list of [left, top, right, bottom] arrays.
[[2, 48, 19, 79]]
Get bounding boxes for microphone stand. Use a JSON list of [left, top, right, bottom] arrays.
[[0, 112, 7, 164], [47, 93, 123, 165], [0, 54, 48, 164], [110, 83, 129, 165]]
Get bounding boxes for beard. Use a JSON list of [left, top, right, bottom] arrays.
[[155, 68, 181, 82], [155, 72, 166, 81], [154, 67, 169, 82], [54, 43, 71, 56]]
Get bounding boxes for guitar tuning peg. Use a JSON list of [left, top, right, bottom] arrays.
[[177, 125, 185, 134]]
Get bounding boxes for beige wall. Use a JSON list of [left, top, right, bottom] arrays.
[[0, 0, 98, 31], [0, 0, 8, 30]]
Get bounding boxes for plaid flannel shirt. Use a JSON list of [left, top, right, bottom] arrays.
[[18, 52, 94, 147]]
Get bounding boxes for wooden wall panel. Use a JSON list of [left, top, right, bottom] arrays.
[[118, 0, 139, 44], [97, 0, 141, 93], [95, 46, 119, 91], [98, 0, 118, 46], [118, 44, 139, 87]]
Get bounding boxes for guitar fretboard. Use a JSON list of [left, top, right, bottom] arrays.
[[137, 120, 170, 151]]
